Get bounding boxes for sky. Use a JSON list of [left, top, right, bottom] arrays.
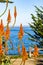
[[0, 0, 43, 27]]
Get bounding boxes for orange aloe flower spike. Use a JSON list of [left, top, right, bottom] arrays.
[[33, 45, 39, 58], [20, 24, 24, 36], [0, 44, 2, 50], [14, 6, 17, 19], [13, 6, 17, 27], [0, 19, 4, 36], [22, 45, 28, 61], [18, 32, 22, 40], [6, 25, 10, 34], [18, 24, 24, 40], [1, 19, 4, 30], [7, 9, 11, 24], [0, 44, 3, 55], [5, 25, 10, 40]]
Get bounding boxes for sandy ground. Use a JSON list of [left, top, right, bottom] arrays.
[[11, 58, 36, 65]]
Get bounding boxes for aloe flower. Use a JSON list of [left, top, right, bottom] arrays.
[[13, 6, 17, 27], [33, 45, 39, 58], [18, 24, 24, 40], [7, 9, 11, 24], [5, 25, 10, 41], [0, 19, 4, 36], [14, 6, 17, 18]]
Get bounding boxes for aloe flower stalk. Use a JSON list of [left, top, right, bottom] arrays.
[[7, 9, 11, 25], [0, 0, 13, 17], [0, 0, 8, 17], [18, 24, 24, 56], [13, 6, 17, 27]]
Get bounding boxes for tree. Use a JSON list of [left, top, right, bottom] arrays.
[[26, 6, 43, 48]]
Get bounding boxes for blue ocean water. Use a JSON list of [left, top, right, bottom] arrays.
[[7, 27, 43, 55]]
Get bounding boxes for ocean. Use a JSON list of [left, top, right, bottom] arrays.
[[6, 27, 43, 55]]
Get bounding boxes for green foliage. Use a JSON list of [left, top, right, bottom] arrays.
[[0, 55, 11, 65], [0, 0, 13, 3], [26, 6, 43, 48]]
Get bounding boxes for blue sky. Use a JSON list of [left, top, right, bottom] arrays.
[[0, 0, 43, 27]]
